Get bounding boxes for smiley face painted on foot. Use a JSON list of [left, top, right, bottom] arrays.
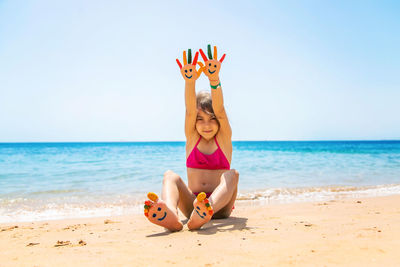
[[144, 192, 184, 231], [194, 206, 207, 219], [151, 207, 167, 221]]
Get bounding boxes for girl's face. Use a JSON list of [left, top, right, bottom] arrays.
[[195, 109, 219, 140]]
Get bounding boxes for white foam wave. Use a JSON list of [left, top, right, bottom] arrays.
[[1, 184, 400, 223], [0, 203, 143, 223], [237, 184, 400, 204]]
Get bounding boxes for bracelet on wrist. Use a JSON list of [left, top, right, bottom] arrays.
[[210, 82, 221, 89]]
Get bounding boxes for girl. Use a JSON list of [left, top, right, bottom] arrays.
[[144, 45, 239, 231]]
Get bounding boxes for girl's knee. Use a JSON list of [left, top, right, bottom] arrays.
[[164, 170, 175, 177], [232, 169, 239, 178], [227, 169, 239, 184], [163, 170, 180, 184]]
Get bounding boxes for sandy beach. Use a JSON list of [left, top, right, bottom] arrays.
[[1, 195, 400, 266]]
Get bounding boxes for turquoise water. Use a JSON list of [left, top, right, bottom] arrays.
[[1, 141, 399, 222]]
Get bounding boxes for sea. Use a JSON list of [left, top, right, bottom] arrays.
[[1, 141, 399, 223]]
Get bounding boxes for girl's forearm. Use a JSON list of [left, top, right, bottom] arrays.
[[210, 77, 224, 114], [185, 81, 197, 115]]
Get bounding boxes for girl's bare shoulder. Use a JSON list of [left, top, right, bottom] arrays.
[[185, 132, 200, 155], [216, 133, 232, 158]]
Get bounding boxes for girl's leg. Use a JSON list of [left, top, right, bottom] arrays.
[[209, 169, 239, 218], [187, 169, 239, 230], [162, 170, 196, 218]]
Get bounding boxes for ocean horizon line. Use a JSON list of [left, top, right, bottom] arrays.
[[0, 139, 399, 144]]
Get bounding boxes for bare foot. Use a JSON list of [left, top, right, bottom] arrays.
[[187, 192, 214, 230], [144, 192, 183, 232]]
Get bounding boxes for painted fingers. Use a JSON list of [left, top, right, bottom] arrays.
[[176, 45, 225, 81], [197, 62, 205, 76], [177, 49, 203, 81], [199, 44, 226, 63], [176, 49, 199, 69], [198, 44, 225, 80]]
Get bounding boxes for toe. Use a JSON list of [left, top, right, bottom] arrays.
[[196, 192, 213, 216]]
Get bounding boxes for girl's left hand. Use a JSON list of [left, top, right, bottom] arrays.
[[199, 44, 226, 83], [176, 49, 205, 83]]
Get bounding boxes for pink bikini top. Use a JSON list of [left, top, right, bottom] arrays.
[[186, 136, 230, 170]]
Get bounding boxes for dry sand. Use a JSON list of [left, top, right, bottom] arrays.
[[1, 195, 400, 266]]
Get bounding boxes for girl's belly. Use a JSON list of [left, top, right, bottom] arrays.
[[187, 168, 227, 193]]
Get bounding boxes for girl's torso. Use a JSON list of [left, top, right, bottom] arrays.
[[185, 133, 232, 193]]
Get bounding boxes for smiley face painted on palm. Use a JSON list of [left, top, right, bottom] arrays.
[[205, 59, 221, 80], [176, 49, 203, 82], [151, 206, 167, 221], [181, 65, 197, 80], [194, 205, 207, 219], [198, 44, 226, 81]]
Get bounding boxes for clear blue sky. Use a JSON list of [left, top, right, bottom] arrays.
[[1, 0, 399, 142]]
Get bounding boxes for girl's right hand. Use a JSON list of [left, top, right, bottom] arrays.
[[176, 49, 205, 83], [199, 44, 226, 83]]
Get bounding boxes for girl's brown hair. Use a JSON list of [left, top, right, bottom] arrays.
[[196, 91, 220, 126], [196, 91, 215, 116]]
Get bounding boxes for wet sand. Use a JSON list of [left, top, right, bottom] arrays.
[[1, 195, 400, 266]]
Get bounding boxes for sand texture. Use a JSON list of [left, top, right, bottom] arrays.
[[1, 195, 400, 266]]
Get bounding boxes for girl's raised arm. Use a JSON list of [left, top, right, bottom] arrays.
[[199, 45, 232, 139], [176, 49, 204, 139]]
